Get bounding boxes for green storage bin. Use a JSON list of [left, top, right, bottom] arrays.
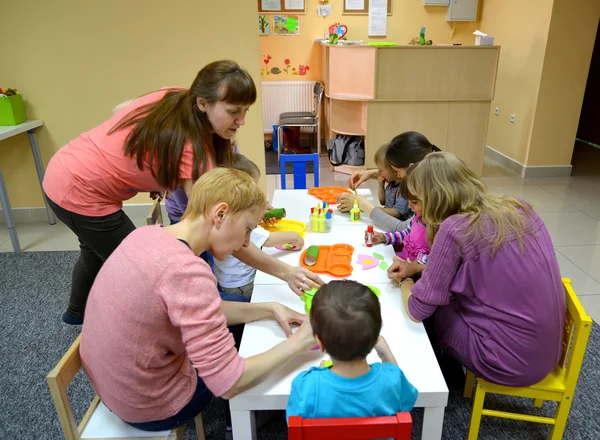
[[0, 94, 26, 125]]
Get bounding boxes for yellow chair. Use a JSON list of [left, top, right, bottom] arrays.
[[47, 335, 206, 440], [463, 278, 592, 440]]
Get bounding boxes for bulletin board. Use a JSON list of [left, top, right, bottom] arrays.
[[343, 0, 393, 15], [258, 0, 306, 14]]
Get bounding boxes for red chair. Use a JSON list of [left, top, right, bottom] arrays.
[[288, 412, 412, 440]]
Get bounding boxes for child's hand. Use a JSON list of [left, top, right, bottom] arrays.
[[365, 231, 386, 244], [377, 175, 386, 187], [289, 233, 304, 250], [374, 336, 397, 365], [387, 257, 422, 281]]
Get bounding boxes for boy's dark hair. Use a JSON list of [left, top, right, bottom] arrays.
[[231, 153, 261, 180], [385, 131, 440, 169], [310, 280, 381, 361]]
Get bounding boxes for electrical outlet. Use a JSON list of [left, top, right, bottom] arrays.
[[495, 107, 500, 116], [510, 114, 516, 123]]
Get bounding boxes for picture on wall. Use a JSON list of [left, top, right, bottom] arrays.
[[273, 15, 300, 36], [258, 15, 270, 35]]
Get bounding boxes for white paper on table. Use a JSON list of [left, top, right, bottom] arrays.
[[262, 0, 281, 11], [345, 0, 365, 10], [368, 0, 387, 36], [285, 0, 304, 9], [318, 4, 332, 16]]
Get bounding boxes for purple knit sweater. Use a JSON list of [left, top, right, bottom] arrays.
[[409, 210, 566, 387]]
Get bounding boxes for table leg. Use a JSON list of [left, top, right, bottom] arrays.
[[0, 165, 22, 252], [231, 410, 257, 440], [422, 406, 445, 440], [27, 129, 56, 225]]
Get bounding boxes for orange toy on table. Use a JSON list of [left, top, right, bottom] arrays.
[[299, 244, 354, 278], [308, 187, 352, 205]]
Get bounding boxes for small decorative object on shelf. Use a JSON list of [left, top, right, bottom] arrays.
[[0, 88, 26, 126]]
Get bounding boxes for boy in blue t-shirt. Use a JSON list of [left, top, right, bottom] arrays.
[[286, 280, 418, 421]]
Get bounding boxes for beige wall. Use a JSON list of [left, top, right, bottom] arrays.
[[479, 0, 554, 164], [527, 0, 600, 166], [481, 0, 600, 168], [260, 0, 481, 82], [0, 0, 264, 209]]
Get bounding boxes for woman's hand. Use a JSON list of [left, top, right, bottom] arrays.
[[348, 169, 378, 190], [364, 230, 386, 244], [270, 303, 306, 338], [286, 267, 324, 296], [387, 256, 422, 281]]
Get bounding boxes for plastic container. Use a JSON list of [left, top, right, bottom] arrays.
[[325, 211, 332, 233], [350, 200, 361, 222], [0, 94, 26, 126], [366, 225, 373, 247]]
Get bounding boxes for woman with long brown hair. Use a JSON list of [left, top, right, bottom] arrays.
[[43, 60, 321, 325], [389, 152, 566, 388]]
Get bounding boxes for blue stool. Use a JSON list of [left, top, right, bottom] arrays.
[[280, 153, 320, 190]]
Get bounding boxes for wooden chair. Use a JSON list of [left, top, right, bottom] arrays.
[[463, 278, 592, 440], [47, 335, 206, 440], [146, 198, 164, 226], [288, 412, 412, 440]]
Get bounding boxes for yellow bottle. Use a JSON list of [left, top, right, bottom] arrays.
[[350, 200, 361, 222]]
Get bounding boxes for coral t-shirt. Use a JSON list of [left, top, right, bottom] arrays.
[[43, 88, 197, 216]]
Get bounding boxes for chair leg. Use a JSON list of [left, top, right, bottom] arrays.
[[174, 424, 187, 440], [533, 398, 544, 408], [317, 120, 321, 155], [467, 383, 486, 440], [195, 413, 206, 440], [549, 396, 574, 440], [464, 370, 475, 399]]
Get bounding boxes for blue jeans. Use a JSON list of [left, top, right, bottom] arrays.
[[125, 285, 249, 431]]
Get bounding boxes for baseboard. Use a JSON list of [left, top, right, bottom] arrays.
[[485, 145, 525, 175], [0, 203, 159, 225], [485, 145, 572, 178]]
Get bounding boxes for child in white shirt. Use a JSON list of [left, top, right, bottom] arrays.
[[214, 154, 303, 298]]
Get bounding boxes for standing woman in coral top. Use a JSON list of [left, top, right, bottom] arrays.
[[43, 60, 320, 325]]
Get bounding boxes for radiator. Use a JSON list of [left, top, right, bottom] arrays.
[[261, 81, 316, 133]]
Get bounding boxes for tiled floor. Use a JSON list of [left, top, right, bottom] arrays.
[[3, 155, 600, 322]]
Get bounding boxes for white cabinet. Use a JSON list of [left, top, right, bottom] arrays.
[[447, 0, 478, 21], [424, 0, 450, 5]]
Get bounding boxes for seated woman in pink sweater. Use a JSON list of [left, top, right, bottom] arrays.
[[388, 152, 566, 389], [80, 167, 318, 433]]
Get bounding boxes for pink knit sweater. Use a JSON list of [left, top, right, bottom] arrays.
[[80, 225, 245, 423]]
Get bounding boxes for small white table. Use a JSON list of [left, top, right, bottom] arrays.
[[230, 189, 449, 440], [230, 285, 449, 440], [0, 120, 56, 252]]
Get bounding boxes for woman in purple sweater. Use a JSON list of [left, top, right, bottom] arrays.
[[388, 152, 566, 387]]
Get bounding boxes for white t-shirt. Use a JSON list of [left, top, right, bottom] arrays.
[[213, 226, 271, 288]]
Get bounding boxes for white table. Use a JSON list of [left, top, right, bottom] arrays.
[[0, 120, 56, 252], [230, 285, 448, 440], [230, 189, 449, 440]]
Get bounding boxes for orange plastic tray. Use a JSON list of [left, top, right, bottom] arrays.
[[308, 187, 352, 204], [299, 244, 354, 278]]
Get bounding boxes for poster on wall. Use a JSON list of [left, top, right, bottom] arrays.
[[284, 0, 304, 9], [368, 0, 387, 36], [273, 15, 300, 35], [258, 15, 270, 35], [261, 0, 281, 11]]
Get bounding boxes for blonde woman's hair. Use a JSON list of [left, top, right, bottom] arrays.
[[374, 143, 392, 171], [406, 152, 531, 255], [231, 153, 261, 180], [181, 167, 266, 221]]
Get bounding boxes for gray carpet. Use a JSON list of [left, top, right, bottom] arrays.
[[1, 251, 600, 440]]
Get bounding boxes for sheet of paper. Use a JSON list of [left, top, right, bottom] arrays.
[[262, 0, 281, 11], [318, 4, 332, 16], [345, 0, 365, 10], [368, 0, 387, 36], [285, 0, 304, 10]]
